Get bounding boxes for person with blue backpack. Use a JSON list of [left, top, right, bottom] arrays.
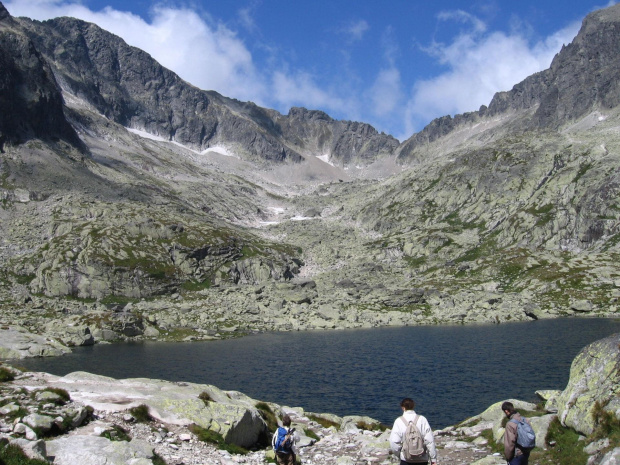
[[502, 401, 536, 465], [272, 414, 299, 465]]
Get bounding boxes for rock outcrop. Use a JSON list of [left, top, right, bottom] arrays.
[[0, 6, 80, 150], [554, 333, 620, 435]]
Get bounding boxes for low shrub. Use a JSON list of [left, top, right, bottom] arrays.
[[198, 391, 212, 405], [0, 442, 49, 465], [129, 404, 152, 423], [0, 367, 15, 382]]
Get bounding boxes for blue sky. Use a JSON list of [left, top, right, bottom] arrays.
[[5, 0, 617, 140]]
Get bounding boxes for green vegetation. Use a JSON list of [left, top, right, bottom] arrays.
[[532, 417, 589, 465], [102, 425, 131, 442], [152, 453, 169, 465], [129, 404, 152, 423], [0, 367, 15, 382], [308, 414, 340, 430], [198, 391, 213, 405], [355, 421, 388, 432], [189, 423, 248, 455], [255, 402, 278, 433], [591, 401, 620, 444], [304, 428, 320, 441], [39, 387, 71, 405], [0, 443, 49, 465]]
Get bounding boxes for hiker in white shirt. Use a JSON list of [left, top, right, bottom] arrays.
[[389, 398, 438, 465]]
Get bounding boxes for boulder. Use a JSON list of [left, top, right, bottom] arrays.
[[0, 326, 71, 358], [45, 435, 154, 465], [47, 372, 267, 448], [9, 439, 47, 462], [599, 447, 620, 465], [22, 413, 56, 432], [555, 333, 620, 435]]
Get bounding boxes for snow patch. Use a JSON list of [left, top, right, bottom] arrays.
[[291, 216, 314, 221], [268, 207, 285, 215], [127, 128, 167, 142], [316, 154, 335, 167], [202, 146, 237, 158]]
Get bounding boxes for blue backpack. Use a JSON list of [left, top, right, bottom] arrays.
[[510, 418, 536, 449], [274, 427, 294, 453]]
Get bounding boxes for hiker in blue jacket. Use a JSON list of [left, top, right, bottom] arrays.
[[272, 414, 299, 465]]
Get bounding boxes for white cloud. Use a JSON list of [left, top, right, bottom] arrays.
[[402, 13, 581, 136], [271, 71, 352, 116], [370, 67, 402, 117], [343, 19, 369, 42]]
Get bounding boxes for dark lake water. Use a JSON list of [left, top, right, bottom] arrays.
[[16, 317, 619, 429]]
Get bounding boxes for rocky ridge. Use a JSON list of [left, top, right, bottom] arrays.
[[0, 333, 617, 465]]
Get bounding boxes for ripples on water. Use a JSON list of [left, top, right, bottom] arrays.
[[17, 318, 619, 428]]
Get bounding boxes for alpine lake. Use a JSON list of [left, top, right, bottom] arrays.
[[17, 317, 620, 429]]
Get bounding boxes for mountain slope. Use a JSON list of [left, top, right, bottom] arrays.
[[0, 3, 619, 346]]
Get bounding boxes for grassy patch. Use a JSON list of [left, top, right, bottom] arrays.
[[102, 425, 131, 442], [152, 453, 169, 465], [129, 404, 152, 423], [355, 421, 388, 432], [532, 417, 589, 465], [0, 367, 15, 382], [308, 414, 340, 430], [0, 443, 49, 465], [255, 402, 278, 433], [189, 423, 249, 455], [181, 279, 211, 292], [304, 428, 320, 441], [198, 391, 212, 405], [39, 387, 71, 404]]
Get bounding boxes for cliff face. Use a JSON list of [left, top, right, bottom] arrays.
[[0, 5, 80, 150], [9, 13, 397, 166]]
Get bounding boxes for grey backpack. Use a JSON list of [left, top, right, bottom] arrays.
[[510, 418, 536, 449], [399, 415, 426, 462]]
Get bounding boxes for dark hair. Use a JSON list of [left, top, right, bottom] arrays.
[[282, 415, 292, 427], [400, 398, 415, 410], [501, 401, 517, 414]]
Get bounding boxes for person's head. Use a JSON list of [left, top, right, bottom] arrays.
[[282, 415, 292, 427], [400, 398, 415, 411], [501, 401, 517, 417]]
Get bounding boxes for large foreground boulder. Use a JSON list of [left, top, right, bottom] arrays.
[[46, 435, 154, 465], [554, 333, 620, 435], [45, 372, 267, 448]]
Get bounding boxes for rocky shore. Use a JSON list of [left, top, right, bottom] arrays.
[[0, 333, 617, 465]]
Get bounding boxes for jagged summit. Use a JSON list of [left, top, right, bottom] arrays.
[[0, 2, 11, 22], [398, 3, 620, 161]]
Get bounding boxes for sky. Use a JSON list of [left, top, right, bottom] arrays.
[[5, 0, 618, 140]]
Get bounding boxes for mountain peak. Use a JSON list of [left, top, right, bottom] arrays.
[[0, 2, 12, 22]]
